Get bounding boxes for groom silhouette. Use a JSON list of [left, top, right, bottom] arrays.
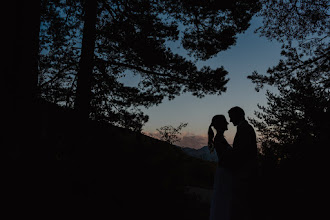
[[220, 106, 257, 220]]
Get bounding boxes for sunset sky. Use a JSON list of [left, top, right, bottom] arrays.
[[123, 16, 283, 149]]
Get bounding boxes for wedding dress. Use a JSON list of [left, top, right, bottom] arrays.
[[209, 134, 233, 220]]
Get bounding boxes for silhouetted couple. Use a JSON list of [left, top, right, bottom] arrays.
[[209, 106, 257, 220]]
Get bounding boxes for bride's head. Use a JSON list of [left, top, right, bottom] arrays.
[[208, 115, 229, 148], [210, 115, 229, 132]]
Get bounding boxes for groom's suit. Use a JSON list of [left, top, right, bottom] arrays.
[[221, 120, 257, 171], [221, 120, 257, 220]]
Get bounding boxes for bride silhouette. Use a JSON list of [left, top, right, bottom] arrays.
[[208, 115, 233, 220], [209, 107, 257, 220]]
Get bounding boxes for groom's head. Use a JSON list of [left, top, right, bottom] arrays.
[[228, 106, 245, 126]]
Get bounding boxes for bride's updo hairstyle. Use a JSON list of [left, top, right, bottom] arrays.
[[208, 115, 227, 148]]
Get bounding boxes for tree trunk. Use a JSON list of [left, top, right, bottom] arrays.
[[2, 0, 41, 211], [74, 0, 98, 121], [3, 0, 40, 158], [32, 0, 41, 100]]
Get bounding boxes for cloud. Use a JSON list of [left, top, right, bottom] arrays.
[[143, 131, 234, 149], [144, 131, 208, 149], [177, 133, 208, 149], [177, 132, 233, 149], [143, 131, 162, 140]]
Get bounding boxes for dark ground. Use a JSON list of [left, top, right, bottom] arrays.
[[3, 99, 323, 219]]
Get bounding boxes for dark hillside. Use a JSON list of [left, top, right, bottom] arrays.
[[33, 99, 216, 219]]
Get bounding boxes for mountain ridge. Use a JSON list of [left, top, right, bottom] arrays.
[[181, 146, 218, 162]]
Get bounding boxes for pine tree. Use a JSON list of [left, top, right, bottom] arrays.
[[74, 0, 98, 121], [248, 0, 329, 161], [39, 0, 261, 130]]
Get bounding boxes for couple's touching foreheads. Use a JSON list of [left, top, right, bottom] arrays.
[[208, 106, 258, 220]]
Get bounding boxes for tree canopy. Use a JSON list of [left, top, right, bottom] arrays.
[[39, 0, 260, 131], [248, 0, 329, 160]]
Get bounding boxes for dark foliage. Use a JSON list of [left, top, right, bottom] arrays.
[[249, 0, 329, 159], [38, 0, 260, 130], [248, 1, 329, 219]]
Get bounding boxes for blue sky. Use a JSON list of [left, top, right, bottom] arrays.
[[132, 17, 283, 148]]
